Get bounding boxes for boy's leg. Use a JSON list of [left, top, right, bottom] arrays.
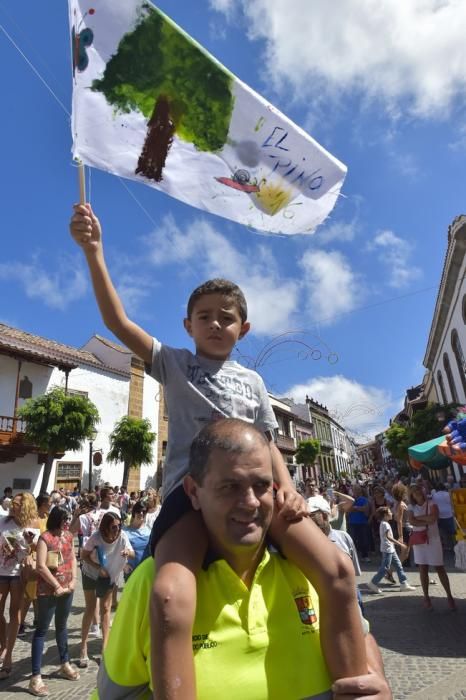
[[269, 514, 367, 681], [391, 552, 406, 584], [372, 554, 390, 586], [151, 511, 207, 700]]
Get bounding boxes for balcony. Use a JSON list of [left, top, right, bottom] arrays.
[[276, 433, 296, 452], [0, 415, 31, 463]]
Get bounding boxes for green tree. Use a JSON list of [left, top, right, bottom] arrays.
[[93, 3, 234, 181], [385, 402, 459, 464], [295, 439, 321, 471], [385, 423, 411, 462], [107, 416, 156, 490], [18, 388, 100, 494]]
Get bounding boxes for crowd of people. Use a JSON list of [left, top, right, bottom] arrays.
[[0, 484, 161, 695], [0, 462, 461, 695], [301, 466, 461, 611]]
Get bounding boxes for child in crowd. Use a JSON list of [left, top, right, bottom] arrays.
[[70, 204, 367, 699], [368, 506, 416, 594]]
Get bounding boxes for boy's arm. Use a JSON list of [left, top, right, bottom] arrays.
[[70, 204, 153, 366], [332, 633, 392, 699]]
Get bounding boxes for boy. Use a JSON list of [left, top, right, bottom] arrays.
[[70, 203, 367, 699], [368, 507, 415, 594]]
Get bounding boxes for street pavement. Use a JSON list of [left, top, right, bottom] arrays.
[[1, 553, 465, 699]]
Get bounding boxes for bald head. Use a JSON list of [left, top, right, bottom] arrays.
[[188, 418, 271, 484]]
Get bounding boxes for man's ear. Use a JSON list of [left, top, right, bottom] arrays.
[[183, 318, 193, 337], [239, 321, 250, 340], [183, 475, 201, 511]]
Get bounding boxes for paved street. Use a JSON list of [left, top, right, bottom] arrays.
[[1, 553, 465, 699]]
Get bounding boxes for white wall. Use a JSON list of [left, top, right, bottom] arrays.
[[140, 374, 160, 489], [432, 257, 466, 404], [1, 360, 162, 495]]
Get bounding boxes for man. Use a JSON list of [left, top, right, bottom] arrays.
[[94, 419, 391, 699], [1, 486, 12, 507], [304, 478, 318, 499], [308, 495, 361, 579]]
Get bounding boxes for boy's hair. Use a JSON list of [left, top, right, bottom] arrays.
[[376, 506, 391, 521], [187, 279, 248, 323]]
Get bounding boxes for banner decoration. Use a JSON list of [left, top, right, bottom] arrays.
[[69, 0, 347, 235]]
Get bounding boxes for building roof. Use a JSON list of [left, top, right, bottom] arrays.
[[0, 324, 130, 377]]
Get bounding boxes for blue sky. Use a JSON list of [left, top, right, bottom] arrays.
[[1, 0, 465, 440]]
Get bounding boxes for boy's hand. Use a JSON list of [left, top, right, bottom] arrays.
[[275, 486, 308, 520], [70, 203, 102, 254]]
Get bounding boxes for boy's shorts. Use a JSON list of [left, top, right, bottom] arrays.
[[150, 484, 194, 556]]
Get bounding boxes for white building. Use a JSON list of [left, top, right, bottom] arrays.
[[423, 215, 466, 480], [425, 216, 466, 406], [0, 324, 160, 495]]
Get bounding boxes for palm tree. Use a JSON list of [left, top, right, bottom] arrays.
[[107, 416, 156, 489], [18, 387, 100, 493]]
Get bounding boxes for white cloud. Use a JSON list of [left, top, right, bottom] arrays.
[[116, 277, 152, 316], [0, 258, 87, 310], [210, 0, 235, 13], [211, 0, 466, 118], [285, 374, 395, 437], [144, 215, 300, 334], [300, 249, 363, 324], [367, 229, 422, 289], [315, 220, 358, 244]]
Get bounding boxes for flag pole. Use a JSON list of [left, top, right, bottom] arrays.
[[78, 160, 86, 204]]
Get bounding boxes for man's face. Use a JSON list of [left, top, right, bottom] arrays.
[[185, 441, 274, 557], [305, 480, 317, 496], [184, 293, 250, 361]]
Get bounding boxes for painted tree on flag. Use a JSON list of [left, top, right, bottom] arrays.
[[92, 2, 234, 181]]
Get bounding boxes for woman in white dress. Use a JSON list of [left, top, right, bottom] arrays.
[[408, 484, 455, 611]]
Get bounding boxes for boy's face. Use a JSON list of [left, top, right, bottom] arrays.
[[184, 293, 250, 360]]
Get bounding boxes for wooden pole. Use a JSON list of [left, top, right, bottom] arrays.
[[78, 160, 86, 204]]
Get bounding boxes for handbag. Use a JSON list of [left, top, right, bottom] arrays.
[[408, 529, 428, 546], [20, 552, 38, 584], [408, 501, 429, 546], [46, 550, 64, 569]]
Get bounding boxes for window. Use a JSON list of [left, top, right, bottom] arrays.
[[13, 478, 31, 490], [19, 376, 32, 399], [56, 462, 82, 480], [443, 353, 459, 403], [436, 370, 447, 404], [68, 388, 88, 398], [451, 329, 466, 398]]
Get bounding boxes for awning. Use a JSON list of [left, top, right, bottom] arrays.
[[408, 436, 450, 470]]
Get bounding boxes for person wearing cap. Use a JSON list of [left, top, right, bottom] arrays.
[[307, 496, 362, 583]]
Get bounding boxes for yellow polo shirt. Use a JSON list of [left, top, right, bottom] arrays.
[[93, 551, 332, 699]]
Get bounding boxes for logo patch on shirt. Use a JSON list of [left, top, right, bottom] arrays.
[[294, 594, 317, 626]]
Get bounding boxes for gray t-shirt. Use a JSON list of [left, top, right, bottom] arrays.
[[329, 528, 361, 576], [147, 338, 278, 498]]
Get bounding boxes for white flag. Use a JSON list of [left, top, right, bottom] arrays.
[[69, 0, 347, 235]]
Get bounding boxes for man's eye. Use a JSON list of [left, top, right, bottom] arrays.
[[220, 483, 237, 493], [255, 482, 271, 493]]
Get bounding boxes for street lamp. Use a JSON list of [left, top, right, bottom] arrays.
[[88, 428, 98, 491]]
